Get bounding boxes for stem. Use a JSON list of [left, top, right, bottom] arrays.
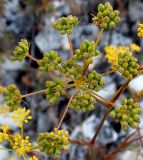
[[90, 109, 110, 145], [67, 34, 73, 59], [57, 91, 76, 130], [104, 132, 143, 160], [69, 138, 92, 146], [81, 28, 104, 78], [21, 89, 46, 98], [90, 80, 131, 145], [27, 54, 39, 62], [21, 124, 24, 138], [110, 80, 130, 103], [126, 135, 143, 146], [31, 146, 40, 150], [84, 87, 116, 108], [95, 28, 104, 48], [0, 147, 14, 152], [102, 69, 116, 76]]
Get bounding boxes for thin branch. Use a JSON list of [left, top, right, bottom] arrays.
[[90, 109, 110, 145], [126, 135, 143, 146], [102, 69, 117, 76], [110, 80, 130, 103], [95, 28, 104, 48], [104, 133, 143, 160], [67, 34, 73, 59], [57, 91, 76, 130], [80, 28, 104, 78], [69, 138, 92, 146], [21, 89, 46, 98], [27, 54, 39, 62], [89, 80, 131, 145], [87, 89, 117, 108]]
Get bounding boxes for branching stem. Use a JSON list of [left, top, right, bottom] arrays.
[[67, 34, 73, 59], [21, 90, 46, 98], [57, 91, 76, 130], [27, 54, 39, 62]]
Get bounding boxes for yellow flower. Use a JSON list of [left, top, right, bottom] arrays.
[[0, 124, 10, 142], [12, 108, 32, 128], [0, 85, 7, 94], [129, 43, 141, 52], [1, 124, 9, 133], [0, 132, 9, 142], [13, 134, 32, 156], [29, 156, 38, 160], [137, 24, 143, 38], [105, 45, 118, 68], [118, 46, 130, 54], [10, 158, 15, 160]]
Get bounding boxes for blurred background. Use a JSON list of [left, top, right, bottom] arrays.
[[0, 0, 143, 159]]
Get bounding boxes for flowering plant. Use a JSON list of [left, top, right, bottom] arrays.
[[0, 2, 143, 159]]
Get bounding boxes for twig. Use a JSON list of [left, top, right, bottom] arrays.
[[110, 80, 130, 103], [81, 28, 104, 78], [89, 80, 131, 145], [67, 34, 73, 59], [69, 138, 92, 146], [104, 131, 143, 160], [102, 69, 116, 76], [90, 109, 110, 145], [21, 90, 46, 98], [57, 91, 76, 130], [27, 54, 39, 62]]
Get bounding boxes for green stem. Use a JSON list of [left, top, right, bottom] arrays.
[[57, 91, 76, 130], [67, 34, 73, 59], [80, 28, 104, 78], [27, 54, 39, 62], [21, 89, 46, 98], [0, 147, 14, 152]]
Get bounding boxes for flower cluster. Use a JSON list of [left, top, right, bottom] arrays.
[[13, 135, 32, 156], [29, 156, 38, 160], [0, 124, 9, 142], [12, 39, 29, 61], [12, 108, 32, 128], [0, 108, 33, 159], [38, 51, 62, 72], [60, 60, 82, 79], [105, 45, 118, 68], [4, 84, 21, 112], [129, 43, 141, 52], [118, 51, 139, 80], [85, 71, 104, 91], [74, 40, 100, 63], [92, 2, 120, 29], [46, 79, 66, 103], [11, 156, 38, 160], [0, 85, 7, 94], [110, 98, 141, 130], [37, 128, 69, 158], [70, 92, 95, 112], [52, 15, 78, 35], [137, 24, 143, 38]]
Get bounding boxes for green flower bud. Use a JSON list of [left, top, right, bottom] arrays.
[[46, 79, 66, 104], [92, 2, 120, 29], [12, 39, 30, 62], [38, 50, 62, 72], [70, 92, 95, 111], [109, 111, 116, 118], [98, 4, 105, 12], [37, 129, 69, 158], [52, 15, 78, 35], [4, 84, 21, 112]]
